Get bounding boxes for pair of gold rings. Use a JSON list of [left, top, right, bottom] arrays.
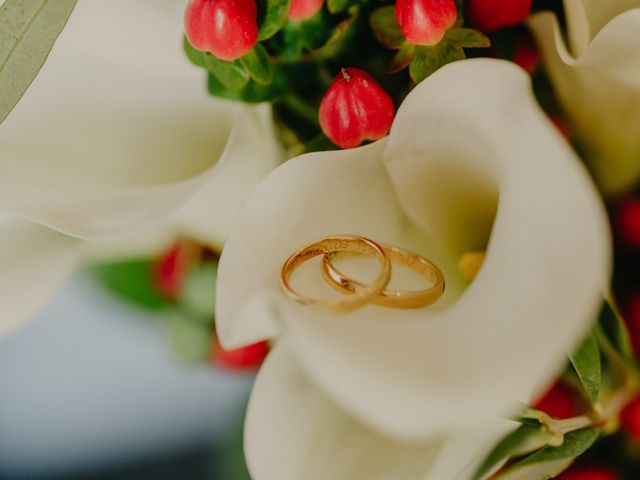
[[280, 235, 445, 313]]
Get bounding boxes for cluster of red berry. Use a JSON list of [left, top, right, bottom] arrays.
[[184, 0, 532, 149]]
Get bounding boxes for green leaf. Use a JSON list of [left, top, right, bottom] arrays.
[[257, 0, 290, 40], [569, 332, 601, 405], [167, 311, 212, 363], [0, 0, 77, 125], [473, 425, 555, 480], [445, 27, 491, 48], [92, 259, 169, 311], [598, 299, 633, 361], [327, 0, 356, 14], [369, 6, 405, 50], [504, 428, 600, 478], [409, 42, 465, 83], [181, 262, 217, 321], [239, 44, 273, 85], [204, 54, 250, 91]]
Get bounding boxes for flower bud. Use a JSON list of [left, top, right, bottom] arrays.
[[395, 0, 457, 46], [212, 338, 270, 370], [319, 68, 395, 149], [533, 381, 578, 419], [289, 0, 324, 20], [467, 0, 533, 32], [184, 0, 258, 61]]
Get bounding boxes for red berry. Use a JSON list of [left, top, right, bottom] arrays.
[[557, 467, 619, 480], [550, 115, 571, 140], [621, 395, 640, 439], [289, 0, 324, 20], [212, 338, 270, 370], [513, 34, 539, 74], [614, 195, 640, 248], [467, 0, 533, 32], [395, 0, 457, 46], [623, 295, 640, 353], [154, 241, 199, 299], [533, 381, 578, 419], [319, 68, 395, 149], [184, 0, 258, 61]]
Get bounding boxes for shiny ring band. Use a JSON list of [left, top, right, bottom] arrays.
[[322, 244, 445, 308], [280, 235, 391, 313]]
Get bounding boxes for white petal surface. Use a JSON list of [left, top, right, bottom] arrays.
[[0, 0, 241, 240], [530, 7, 640, 194], [563, 0, 640, 56], [245, 340, 504, 480], [217, 59, 610, 440], [173, 105, 284, 250], [0, 216, 80, 339]]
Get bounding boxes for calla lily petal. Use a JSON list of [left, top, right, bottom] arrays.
[[216, 59, 610, 440], [173, 105, 284, 250], [563, 0, 640, 56], [0, 0, 243, 241], [530, 5, 640, 194], [245, 339, 508, 480], [0, 216, 80, 339]]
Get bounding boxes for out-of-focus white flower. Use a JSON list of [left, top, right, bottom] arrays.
[[529, 0, 640, 195], [0, 0, 283, 338], [215, 59, 611, 478]]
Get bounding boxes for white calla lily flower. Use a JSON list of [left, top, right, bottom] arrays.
[[0, 0, 282, 338], [529, 0, 640, 194], [215, 59, 611, 477]]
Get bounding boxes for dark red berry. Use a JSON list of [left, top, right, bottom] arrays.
[[467, 0, 533, 32], [319, 68, 395, 149], [154, 241, 198, 299], [513, 34, 539, 74], [212, 338, 270, 370], [395, 0, 457, 46], [614, 195, 640, 248], [623, 295, 640, 353], [184, 0, 258, 61], [533, 381, 578, 419], [557, 467, 619, 480], [621, 395, 640, 439], [289, 0, 324, 20]]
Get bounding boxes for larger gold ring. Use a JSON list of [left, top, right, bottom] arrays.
[[322, 244, 444, 308], [280, 235, 391, 313]]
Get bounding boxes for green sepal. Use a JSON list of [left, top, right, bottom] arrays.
[[327, 0, 357, 14], [207, 67, 286, 103], [445, 27, 491, 49], [204, 55, 250, 91], [239, 44, 274, 85], [369, 6, 404, 50], [409, 42, 465, 84], [569, 332, 601, 405], [275, 13, 331, 62], [257, 0, 291, 40], [183, 36, 206, 68], [387, 43, 415, 73]]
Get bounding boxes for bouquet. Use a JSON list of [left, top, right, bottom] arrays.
[[2, 0, 640, 478]]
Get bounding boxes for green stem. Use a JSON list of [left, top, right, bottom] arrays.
[[279, 94, 319, 125]]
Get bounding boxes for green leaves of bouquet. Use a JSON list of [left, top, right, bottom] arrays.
[[474, 301, 639, 479]]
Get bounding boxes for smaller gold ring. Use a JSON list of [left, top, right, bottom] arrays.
[[280, 235, 391, 313], [322, 244, 444, 309]]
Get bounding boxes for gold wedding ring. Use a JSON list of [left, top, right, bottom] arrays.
[[322, 244, 445, 308], [280, 235, 391, 313]]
